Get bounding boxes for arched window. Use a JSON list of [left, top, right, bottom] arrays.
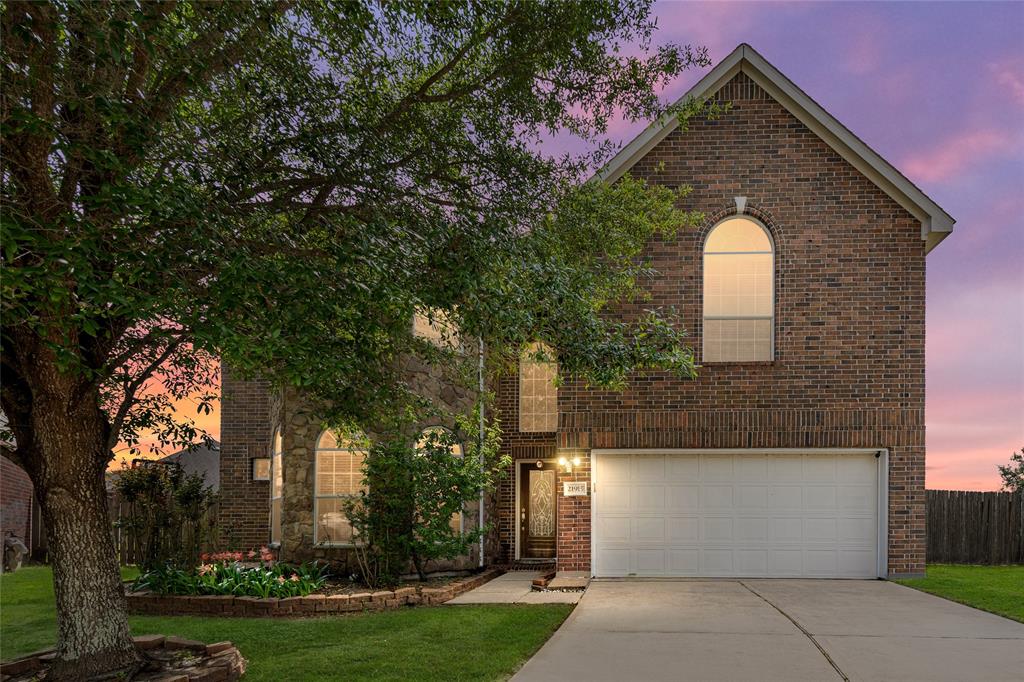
[[270, 428, 283, 545], [702, 217, 774, 362], [417, 426, 465, 533], [314, 430, 368, 545]]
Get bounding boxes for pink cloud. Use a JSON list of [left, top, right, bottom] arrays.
[[902, 128, 1020, 183], [988, 57, 1024, 107]]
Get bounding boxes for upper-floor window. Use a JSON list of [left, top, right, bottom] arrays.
[[519, 342, 557, 432], [314, 430, 368, 546], [702, 217, 774, 362], [270, 428, 283, 545], [413, 309, 460, 350], [416, 426, 465, 533]]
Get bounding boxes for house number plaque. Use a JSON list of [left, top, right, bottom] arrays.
[[563, 481, 588, 497]]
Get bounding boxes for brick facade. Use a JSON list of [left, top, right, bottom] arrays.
[[497, 70, 926, 577], [218, 367, 274, 550], [1, 455, 33, 552], [222, 66, 932, 579]]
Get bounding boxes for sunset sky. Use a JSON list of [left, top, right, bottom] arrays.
[[150, 1, 1022, 491]]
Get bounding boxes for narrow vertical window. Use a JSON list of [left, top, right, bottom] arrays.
[[270, 429, 283, 545], [702, 217, 774, 362], [314, 431, 367, 545], [519, 342, 558, 432]]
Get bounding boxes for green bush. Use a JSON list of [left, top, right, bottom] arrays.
[[132, 560, 329, 598], [114, 461, 217, 571], [345, 417, 508, 588]]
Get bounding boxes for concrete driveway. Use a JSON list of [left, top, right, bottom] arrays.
[[513, 580, 1024, 681]]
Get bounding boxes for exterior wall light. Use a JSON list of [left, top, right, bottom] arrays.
[[557, 456, 582, 473]]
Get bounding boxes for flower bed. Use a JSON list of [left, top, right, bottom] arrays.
[[126, 568, 504, 618], [132, 553, 328, 599]]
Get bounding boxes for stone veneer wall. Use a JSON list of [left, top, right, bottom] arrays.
[[497, 71, 927, 577], [221, 351, 490, 571]]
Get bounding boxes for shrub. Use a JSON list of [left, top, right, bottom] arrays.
[[345, 416, 508, 588], [114, 460, 217, 571]]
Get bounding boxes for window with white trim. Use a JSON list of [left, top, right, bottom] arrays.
[[519, 342, 557, 432], [702, 217, 774, 362], [270, 428, 283, 545], [314, 430, 367, 545], [416, 426, 465, 533]]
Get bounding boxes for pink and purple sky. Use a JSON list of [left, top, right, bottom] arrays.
[[153, 1, 1023, 491]]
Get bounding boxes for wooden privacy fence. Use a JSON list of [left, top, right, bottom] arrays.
[[926, 489, 1024, 564], [108, 492, 219, 567]]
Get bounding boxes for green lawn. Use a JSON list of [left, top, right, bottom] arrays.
[[896, 564, 1024, 623], [1, 566, 571, 680]]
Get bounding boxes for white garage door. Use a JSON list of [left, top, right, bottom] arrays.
[[593, 452, 880, 578]]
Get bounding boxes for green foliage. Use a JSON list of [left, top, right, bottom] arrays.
[[345, 417, 507, 587], [2, 1, 708, 460], [113, 462, 217, 571], [132, 561, 329, 598], [997, 448, 1024, 492]]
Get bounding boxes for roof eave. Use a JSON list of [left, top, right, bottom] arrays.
[[594, 43, 956, 255]]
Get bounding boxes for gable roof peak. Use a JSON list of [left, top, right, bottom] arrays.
[[597, 43, 955, 253]]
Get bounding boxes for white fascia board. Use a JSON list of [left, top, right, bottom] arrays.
[[594, 44, 955, 254]]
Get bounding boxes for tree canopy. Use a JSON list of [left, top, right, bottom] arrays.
[[1, 1, 708, 675]]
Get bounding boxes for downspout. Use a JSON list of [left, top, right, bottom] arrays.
[[478, 336, 486, 568]]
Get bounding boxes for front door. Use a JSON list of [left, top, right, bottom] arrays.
[[519, 461, 557, 559]]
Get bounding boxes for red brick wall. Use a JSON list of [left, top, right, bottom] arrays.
[[218, 366, 273, 549], [1, 455, 33, 552], [500, 71, 926, 577]]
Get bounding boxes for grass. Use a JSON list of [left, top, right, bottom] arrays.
[[1, 566, 572, 681], [896, 564, 1024, 623]]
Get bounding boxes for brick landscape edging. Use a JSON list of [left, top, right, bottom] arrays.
[[1, 635, 245, 681], [126, 568, 504, 618]]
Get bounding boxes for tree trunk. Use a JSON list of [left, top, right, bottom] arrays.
[[29, 385, 139, 679]]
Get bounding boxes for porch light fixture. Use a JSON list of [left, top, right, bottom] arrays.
[[557, 456, 581, 473]]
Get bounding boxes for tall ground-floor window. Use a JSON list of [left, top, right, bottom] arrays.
[[314, 430, 367, 545], [270, 428, 283, 545]]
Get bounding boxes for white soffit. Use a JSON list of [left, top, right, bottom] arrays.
[[596, 44, 955, 253]]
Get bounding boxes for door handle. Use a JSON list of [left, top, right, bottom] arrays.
[[521, 508, 526, 523]]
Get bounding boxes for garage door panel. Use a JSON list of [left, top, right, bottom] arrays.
[[594, 452, 879, 578], [805, 486, 838, 509], [703, 486, 734, 508], [736, 456, 769, 481], [804, 456, 838, 482], [703, 456, 735, 481], [634, 457, 666, 480], [703, 517, 734, 541], [667, 485, 700, 510], [635, 517, 666, 541], [737, 485, 769, 508], [737, 517, 769, 541], [769, 485, 803, 510], [599, 516, 631, 542], [599, 484, 631, 513], [634, 485, 665, 512], [668, 516, 700, 541], [667, 456, 700, 481], [769, 456, 803, 481]]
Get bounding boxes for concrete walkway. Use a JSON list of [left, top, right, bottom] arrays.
[[513, 579, 1024, 681], [447, 571, 583, 605]]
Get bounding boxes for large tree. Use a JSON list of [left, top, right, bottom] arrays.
[[1, 1, 707, 676]]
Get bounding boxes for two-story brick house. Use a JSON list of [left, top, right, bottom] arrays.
[[220, 44, 953, 580]]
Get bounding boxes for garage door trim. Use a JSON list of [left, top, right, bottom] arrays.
[[590, 448, 889, 579]]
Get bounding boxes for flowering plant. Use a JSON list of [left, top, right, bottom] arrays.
[[133, 557, 328, 598], [200, 546, 275, 564]]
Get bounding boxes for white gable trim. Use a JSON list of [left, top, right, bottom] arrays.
[[596, 44, 955, 253]]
